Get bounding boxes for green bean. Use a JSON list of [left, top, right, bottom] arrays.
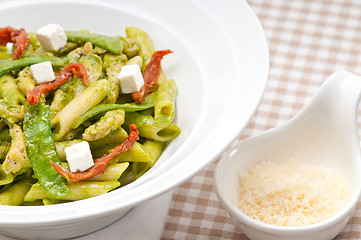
[[23, 99, 69, 198], [72, 92, 157, 129], [0, 55, 67, 77], [66, 31, 124, 55]]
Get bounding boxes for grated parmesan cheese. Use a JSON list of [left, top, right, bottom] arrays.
[[238, 160, 348, 226]]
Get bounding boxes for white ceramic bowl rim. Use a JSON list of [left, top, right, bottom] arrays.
[[0, 0, 269, 225]]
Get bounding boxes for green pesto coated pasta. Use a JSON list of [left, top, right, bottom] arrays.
[[154, 79, 177, 127], [118, 36, 140, 59], [49, 89, 71, 119], [2, 124, 31, 174], [0, 74, 26, 105], [124, 112, 181, 142], [0, 141, 10, 160], [0, 25, 180, 205], [79, 54, 103, 84], [51, 79, 110, 141], [126, 26, 154, 67], [126, 55, 143, 68], [15, 67, 35, 95], [82, 109, 125, 141], [132, 140, 165, 179], [0, 177, 33, 205], [42, 198, 69, 205], [112, 142, 152, 163], [0, 128, 10, 142], [103, 54, 127, 104], [60, 162, 129, 182], [0, 98, 25, 124], [25, 181, 120, 201], [0, 164, 14, 185], [125, 26, 167, 82]]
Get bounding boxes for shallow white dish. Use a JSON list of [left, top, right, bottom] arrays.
[[0, 0, 268, 239]]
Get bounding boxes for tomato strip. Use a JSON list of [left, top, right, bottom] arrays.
[[27, 63, 89, 105], [132, 49, 173, 103], [50, 124, 139, 182], [0, 26, 29, 59]]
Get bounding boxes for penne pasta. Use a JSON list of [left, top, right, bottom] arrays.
[[51, 79, 110, 141], [0, 25, 180, 205]]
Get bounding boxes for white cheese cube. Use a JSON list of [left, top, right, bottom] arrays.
[[118, 64, 144, 94], [6, 42, 13, 54], [64, 141, 94, 172], [36, 23, 67, 51], [30, 61, 55, 84]]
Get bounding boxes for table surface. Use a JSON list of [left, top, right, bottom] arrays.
[[161, 0, 361, 239]]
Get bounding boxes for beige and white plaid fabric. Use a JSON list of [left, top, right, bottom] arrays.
[[161, 0, 361, 239]]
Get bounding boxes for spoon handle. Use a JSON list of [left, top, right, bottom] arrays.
[[304, 70, 361, 122]]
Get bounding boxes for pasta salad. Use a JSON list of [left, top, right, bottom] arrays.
[[0, 24, 180, 205]]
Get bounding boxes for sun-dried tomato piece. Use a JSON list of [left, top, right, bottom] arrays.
[[132, 49, 173, 103], [50, 124, 139, 182], [27, 63, 89, 105], [0, 26, 13, 45], [11, 28, 30, 60], [0, 26, 29, 59]]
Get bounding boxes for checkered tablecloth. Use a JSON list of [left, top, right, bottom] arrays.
[[161, 0, 361, 239]]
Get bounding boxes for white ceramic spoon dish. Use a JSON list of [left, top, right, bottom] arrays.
[[215, 70, 361, 240]]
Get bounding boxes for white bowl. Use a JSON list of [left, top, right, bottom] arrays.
[[214, 71, 361, 240], [0, 0, 268, 239]]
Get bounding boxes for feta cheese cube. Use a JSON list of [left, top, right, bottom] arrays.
[[64, 141, 94, 172], [118, 64, 144, 94], [36, 23, 67, 51], [6, 42, 13, 54], [30, 61, 55, 84]]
